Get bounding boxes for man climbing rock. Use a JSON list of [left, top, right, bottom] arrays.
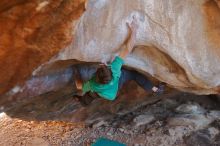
[[73, 18, 164, 105]]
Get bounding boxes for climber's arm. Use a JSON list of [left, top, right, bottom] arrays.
[[75, 76, 84, 96], [73, 67, 82, 90], [119, 21, 137, 59], [75, 78, 83, 90]]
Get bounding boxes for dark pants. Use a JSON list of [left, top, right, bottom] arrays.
[[119, 69, 153, 92], [73, 64, 154, 93]]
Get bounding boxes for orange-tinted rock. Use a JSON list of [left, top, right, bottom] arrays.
[[0, 0, 86, 95], [203, 0, 220, 50], [215, 0, 220, 8]]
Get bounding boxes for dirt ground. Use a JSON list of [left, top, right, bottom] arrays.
[[0, 92, 220, 146]]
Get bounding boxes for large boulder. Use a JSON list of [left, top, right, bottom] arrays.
[[52, 0, 220, 94], [1, 0, 220, 102]]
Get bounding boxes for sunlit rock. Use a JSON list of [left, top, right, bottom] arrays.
[[1, 0, 220, 102], [51, 0, 220, 94]]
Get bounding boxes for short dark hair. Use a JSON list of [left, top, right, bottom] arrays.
[[95, 65, 112, 84]]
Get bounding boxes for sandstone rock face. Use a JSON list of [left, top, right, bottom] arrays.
[[51, 0, 220, 94], [1, 0, 220, 99], [0, 0, 86, 95]]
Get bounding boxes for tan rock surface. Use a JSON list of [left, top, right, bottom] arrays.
[[51, 0, 220, 94], [1, 0, 220, 98]]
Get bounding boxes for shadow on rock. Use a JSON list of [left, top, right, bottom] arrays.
[[2, 61, 220, 126], [3, 81, 177, 125]]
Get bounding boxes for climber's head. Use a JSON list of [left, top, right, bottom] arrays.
[[95, 64, 112, 84]]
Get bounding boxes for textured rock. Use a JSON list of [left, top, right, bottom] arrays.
[[185, 127, 219, 146], [167, 103, 214, 129], [25, 137, 50, 146], [1, 91, 220, 146], [49, 0, 220, 94], [133, 114, 155, 127], [0, 0, 86, 95], [167, 114, 214, 129], [3, 81, 177, 124], [1, 0, 220, 104], [209, 110, 220, 120], [175, 103, 206, 114]]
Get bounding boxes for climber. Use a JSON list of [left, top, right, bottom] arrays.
[[73, 18, 164, 105]]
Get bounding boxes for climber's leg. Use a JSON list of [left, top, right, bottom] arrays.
[[118, 68, 135, 89], [134, 71, 154, 92], [72, 64, 97, 95]]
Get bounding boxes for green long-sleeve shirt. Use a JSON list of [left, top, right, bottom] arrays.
[[82, 56, 124, 100]]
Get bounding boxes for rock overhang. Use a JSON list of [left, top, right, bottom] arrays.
[[1, 0, 220, 104]]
